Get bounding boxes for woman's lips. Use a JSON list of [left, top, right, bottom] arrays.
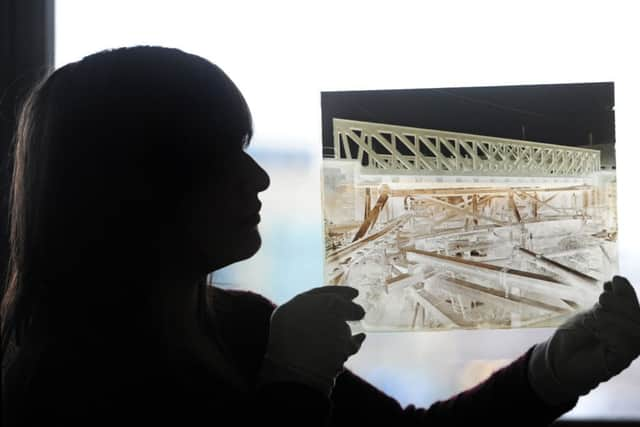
[[239, 202, 262, 227], [240, 212, 261, 227]]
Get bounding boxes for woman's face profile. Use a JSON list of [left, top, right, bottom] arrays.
[[184, 139, 270, 273]]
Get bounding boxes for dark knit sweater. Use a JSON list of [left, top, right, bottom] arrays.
[[2, 286, 577, 426]]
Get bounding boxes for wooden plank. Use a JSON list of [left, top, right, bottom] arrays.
[[404, 248, 562, 284], [417, 195, 507, 226], [509, 191, 522, 223], [386, 273, 411, 285], [327, 214, 411, 262], [518, 247, 600, 286], [352, 189, 389, 242], [406, 287, 462, 327], [443, 277, 570, 313], [364, 188, 371, 220], [514, 189, 565, 215]]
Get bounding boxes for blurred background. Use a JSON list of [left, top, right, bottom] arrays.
[[3, 0, 639, 422]]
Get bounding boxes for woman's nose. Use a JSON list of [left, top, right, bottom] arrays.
[[247, 154, 270, 192], [256, 162, 270, 192]]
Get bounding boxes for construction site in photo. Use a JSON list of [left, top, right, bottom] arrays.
[[323, 119, 617, 331]]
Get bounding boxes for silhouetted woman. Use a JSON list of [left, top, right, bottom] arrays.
[[2, 47, 639, 426]]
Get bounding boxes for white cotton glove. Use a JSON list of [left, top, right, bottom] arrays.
[[528, 276, 640, 405], [261, 286, 366, 396]]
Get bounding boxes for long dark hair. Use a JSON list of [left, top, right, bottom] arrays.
[[1, 46, 253, 360]]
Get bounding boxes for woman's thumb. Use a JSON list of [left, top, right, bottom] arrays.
[[349, 333, 367, 355]]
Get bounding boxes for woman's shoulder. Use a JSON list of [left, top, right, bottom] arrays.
[[206, 285, 276, 320], [206, 285, 275, 347], [205, 285, 276, 381]]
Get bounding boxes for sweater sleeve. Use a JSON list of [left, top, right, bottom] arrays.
[[330, 347, 577, 426]]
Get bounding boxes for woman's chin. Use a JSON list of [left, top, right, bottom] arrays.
[[239, 228, 262, 259], [207, 229, 262, 270]]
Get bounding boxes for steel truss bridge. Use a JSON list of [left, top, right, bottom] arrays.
[[331, 119, 601, 177]]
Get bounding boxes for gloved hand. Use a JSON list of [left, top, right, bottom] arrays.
[[528, 275, 640, 405], [260, 286, 366, 396]]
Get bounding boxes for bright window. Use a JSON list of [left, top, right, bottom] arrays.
[[56, 1, 640, 419]]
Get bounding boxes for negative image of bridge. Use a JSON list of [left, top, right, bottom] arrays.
[[323, 119, 617, 331]]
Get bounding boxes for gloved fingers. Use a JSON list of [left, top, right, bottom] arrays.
[[325, 296, 365, 321], [593, 309, 640, 349], [308, 285, 359, 300], [612, 276, 639, 305], [599, 291, 615, 309], [593, 312, 638, 376], [330, 323, 365, 360], [314, 292, 365, 320], [599, 290, 640, 323], [591, 313, 640, 375]]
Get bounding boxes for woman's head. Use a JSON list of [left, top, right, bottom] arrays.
[[1, 46, 269, 346]]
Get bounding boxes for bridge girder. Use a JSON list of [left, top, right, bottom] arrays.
[[332, 119, 601, 177]]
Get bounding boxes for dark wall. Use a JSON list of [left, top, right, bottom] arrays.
[[0, 0, 54, 293], [321, 82, 615, 158]]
